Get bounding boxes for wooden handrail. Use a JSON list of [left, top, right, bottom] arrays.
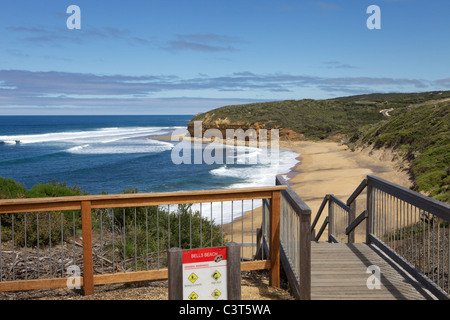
[[276, 175, 311, 300], [345, 210, 368, 236], [314, 216, 328, 241], [367, 175, 450, 221], [329, 195, 350, 212], [276, 175, 311, 216], [312, 175, 450, 244], [311, 195, 329, 232], [346, 178, 367, 206], [0, 185, 287, 214]]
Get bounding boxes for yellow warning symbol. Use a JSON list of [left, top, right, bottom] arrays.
[[188, 292, 199, 300], [211, 289, 221, 299], [188, 273, 198, 283], [212, 270, 221, 281]]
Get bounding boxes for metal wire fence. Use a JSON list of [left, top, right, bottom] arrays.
[[370, 186, 450, 296], [0, 186, 285, 294]]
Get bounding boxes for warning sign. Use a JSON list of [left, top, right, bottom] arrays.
[[182, 247, 227, 300], [212, 270, 221, 281], [188, 292, 199, 300], [188, 273, 198, 283], [211, 289, 221, 299]]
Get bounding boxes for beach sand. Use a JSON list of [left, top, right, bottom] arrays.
[[223, 140, 413, 249]]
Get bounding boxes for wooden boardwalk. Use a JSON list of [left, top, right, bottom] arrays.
[[311, 242, 438, 300]]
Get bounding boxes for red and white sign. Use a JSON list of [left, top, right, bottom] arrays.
[[182, 247, 227, 300]]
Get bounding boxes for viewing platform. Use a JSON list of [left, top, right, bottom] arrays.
[[311, 242, 438, 300], [0, 175, 449, 300]]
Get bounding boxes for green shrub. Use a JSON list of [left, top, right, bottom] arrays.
[[95, 204, 226, 269], [0, 211, 79, 247], [25, 180, 85, 198], [0, 177, 27, 199]]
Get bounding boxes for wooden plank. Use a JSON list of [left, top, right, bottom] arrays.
[[241, 260, 271, 271], [310, 242, 436, 300], [0, 277, 75, 292], [94, 269, 169, 285], [0, 186, 287, 214], [90, 191, 276, 209], [0, 261, 270, 293], [0, 202, 81, 214]]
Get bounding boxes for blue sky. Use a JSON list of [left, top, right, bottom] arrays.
[[0, 0, 449, 115]]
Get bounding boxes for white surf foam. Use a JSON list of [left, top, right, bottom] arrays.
[[0, 127, 168, 145], [0, 126, 176, 155], [206, 147, 300, 223]]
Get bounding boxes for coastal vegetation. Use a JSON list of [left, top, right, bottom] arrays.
[[190, 98, 385, 140], [192, 90, 450, 203], [0, 178, 224, 264], [349, 100, 450, 203]]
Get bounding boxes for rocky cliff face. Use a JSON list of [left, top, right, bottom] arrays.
[[187, 117, 304, 141]]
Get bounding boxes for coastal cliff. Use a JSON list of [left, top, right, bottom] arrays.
[[186, 90, 450, 203], [186, 117, 304, 141], [188, 91, 450, 141]]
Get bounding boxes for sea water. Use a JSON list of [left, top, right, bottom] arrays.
[[0, 115, 299, 223]]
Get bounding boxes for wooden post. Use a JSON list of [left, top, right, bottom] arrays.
[[328, 196, 334, 243], [269, 191, 280, 287], [299, 211, 311, 300], [226, 242, 241, 300], [348, 201, 356, 243], [81, 201, 94, 296], [168, 247, 183, 300], [366, 184, 373, 244]]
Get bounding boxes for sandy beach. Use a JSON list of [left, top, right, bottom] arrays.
[[224, 140, 413, 247]]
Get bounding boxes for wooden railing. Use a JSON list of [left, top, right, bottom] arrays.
[[311, 175, 450, 299], [0, 186, 286, 295], [276, 175, 311, 300]]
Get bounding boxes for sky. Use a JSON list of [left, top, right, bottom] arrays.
[[0, 0, 449, 115]]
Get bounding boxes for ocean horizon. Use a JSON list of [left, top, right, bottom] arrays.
[[0, 115, 299, 223]]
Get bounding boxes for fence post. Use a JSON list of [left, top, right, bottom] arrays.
[[328, 196, 334, 242], [269, 191, 281, 287], [366, 183, 373, 244], [226, 242, 241, 300], [299, 211, 311, 300], [81, 201, 94, 296], [168, 247, 183, 300], [348, 201, 356, 243]]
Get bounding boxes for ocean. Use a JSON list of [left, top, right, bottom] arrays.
[[0, 115, 299, 223]]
